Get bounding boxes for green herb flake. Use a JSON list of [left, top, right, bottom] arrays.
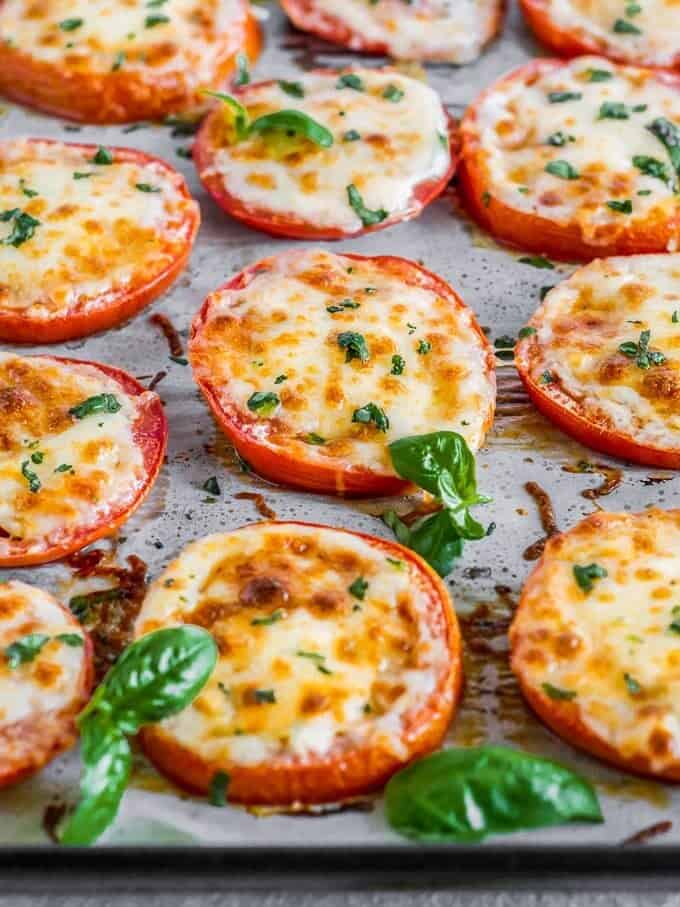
[[145, 13, 170, 27], [539, 370, 554, 384], [135, 183, 161, 193], [5, 633, 50, 669], [607, 199, 633, 214], [337, 330, 370, 363], [598, 101, 630, 120], [209, 771, 230, 807], [274, 374, 288, 384], [383, 84, 404, 103], [618, 329, 666, 369], [73, 171, 95, 179], [546, 131, 575, 147], [111, 51, 125, 72], [0, 208, 40, 246], [633, 154, 671, 185], [546, 160, 580, 180], [613, 17, 641, 32], [59, 18, 83, 31], [541, 682, 577, 701], [68, 587, 121, 621], [21, 460, 41, 493], [348, 576, 368, 600], [69, 394, 121, 419], [519, 255, 555, 269], [251, 610, 285, 627], [573, 562, 608, 593], [54, 463, 73, 473], [92, 146, 113, 165], [278, 80, 305, 98], [247, 391, 279, 416], [417, 339, 431, 355], [234, 53, 250, 87], [336, 73, 364, 91], [55, 633, 84, 647], [391, 354, 405, 375], [518, 326, 537, 339], [202, 476, 221, 496], [548, 91, 582, 103], [584, 68, 613, 82], [343, 129, 361, 142], [352, 402, 389, 432], [19, 178, 38, 198], [347, 183, 387, 227], [254, 688, 276, 704], [305, 432, 326, 445], [623, 672, 642, 695]]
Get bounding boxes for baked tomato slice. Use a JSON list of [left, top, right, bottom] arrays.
[[136, 521, 462, 805], [193, 68, 457, 240], [189, 249, 495, 496], [0, 580, 94, 789], [515, 253, 680, 470], [0, 139, 199, 344], [280, 0, 504, 64], [510, 508, 680, 781], [0, 353, 167, 567], [0, 0, 261, 124], [458, 56, 680, 261], [520, 0, 680, 71]]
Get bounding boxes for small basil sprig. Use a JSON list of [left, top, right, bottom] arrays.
[[382, 432, 491, 576], [205, 91, 333, 148], [385, 746, 603, 843], [60, 626, 217, 845]]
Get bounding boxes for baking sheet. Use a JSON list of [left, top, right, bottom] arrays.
[[0, 0, 679, 854]]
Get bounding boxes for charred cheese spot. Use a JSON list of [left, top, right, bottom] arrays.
[[202, 70, 451, 233], [0, 0, 247, 80], [0, 353, 146, 556], [0, 581, 86, 727], [190, 249, 494, 473], [511, 509, 680, 778], [134, 523, 451, 765], [0, 139, 196, 321], [523, 254, 680, 452], [536, 0, 680, 68], [471, 57, 680, 244]]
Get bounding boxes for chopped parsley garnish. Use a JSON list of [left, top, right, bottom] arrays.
[[623, 673, 642, 695], [202, 476, 221, 496], [55, 463, 73, 473], [539, 369, 554, 384], [278, 80, 304, 98], [336, 73, 364, 91], [573, 562, 607, 593], [352, 402, 389, 432], [111, 50, 125, 71], [327, 298, 360, 313], [337, 331, 370, 363], [144, 13, 170, 27], [297, 651, 332, 674], [626, 2, 642, 13], [417, 339, 431, 355], [4, 633, 50, 669], [518, 255, 555, 269], [607, 199, 633, 213], [0, 208, 40, 246], [613, 17, 641, 33], [347, 184, 387, 226], [348, 576, 368, 600], [234, 53, 250, 87], [274, 374, 287, 384], [391, 354, 405, 375], [646, 117, 680, 184], [618, 329, 666, 369], [633, 154, 671, 185], [21, 460, 41, 493], [546, 131, 575, 147], [209, 771, 230, 807], [545, 160, 580, 180], [30, 451, 44, 464], [541, 683, 577, 701], [673, 310, 679, 323], [69, 394, 121, 419], [548, 91, 582, 103], [254, 688, 276, 704], [55, 633, 84, 647], [343, 129, 361, 142], [598, 101, 630, 120], [251, 610, 284, 626], [135, 183, 160, 193], [584, 68, 613, 82], [247, 391, 279, 416], [73, 171, 94, 179], [305, 433, 326, 445], [383, 84, 404, 103], [19, 178, 38, 198], [59, 18, 83, 31], [92, 146, 113, 165]]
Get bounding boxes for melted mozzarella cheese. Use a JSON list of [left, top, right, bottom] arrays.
[[525, 253, 680, 450], [542, 0, 680, 68], [0, 0, 247, 80], [0, 354, 147, 556], [0, 139, 196, 319], [511, 509, 680, 775], [135, 524, 451, 765], [472, 57, 680, 246], [295, 0, 500, 62], [204, 70, 451, 232], [190, 249, 494, 473], [0, 581, 86, 725]]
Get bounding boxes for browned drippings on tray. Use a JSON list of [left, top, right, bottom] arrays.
[[148, 369, 167, 392], [621, 819, 673, 846], [563, 460, 624, 500], [599, 778, 670, 809], [234, 491, 277, 520], [248, 799, 376, 818], [41, 800, 67, 843], [523, 481, 560, 561], [149, 312, 184, 357]]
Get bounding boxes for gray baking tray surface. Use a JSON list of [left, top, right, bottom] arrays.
[[0, 0, 679, 881]]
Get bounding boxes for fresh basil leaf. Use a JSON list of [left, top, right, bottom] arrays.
[[382, 509, 463, 578], [337, 331, 370, 363], [85, 626, 217, 735], [247, 391, 279, 416], [646, 117, 680, 184], [613, 17, 641, 33], [0, 209, 40, 247], [573, 562, 608, 593], [388, 431, 479, 504], [346, 183, 388, 227], [598, 101, 629, 120], [21, 459, 41, 493], [205, 91, 251, 140], [5, 632, 50, 668], [69, 394, 121, 419], [633, 154, 672, 185], [348, 576, 368, 600], [352, 402, 389, 432], [249, 110, 334, 148], [545, 160, 580, 180], [385, 746, 602, 842]]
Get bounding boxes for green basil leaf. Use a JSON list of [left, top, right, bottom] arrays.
[[598, 101, 629, 120], [0, 209, 40, 247], [382, 509, 463, 578], [646, 117, 680, 185], [352, 402, 389, 432], [69, 394, 121, 419], [249, 110, 333, 148], [385, 746, 603, 842], [545, 160, 580, 180], [205, 91, 251, 140], [573, 562, 608, 593], [337, 330, 370, 363], [247, 391, 279, 416], [60, 718, 131, 846], [4, 632, 50, 668], [86, 626, 217, 735], [633, 154, 672, 185], [388, 431, 479, 503], [346, 183, 388, 227]]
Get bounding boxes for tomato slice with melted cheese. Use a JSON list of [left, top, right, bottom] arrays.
[[0, 353, 167, 566], [193, 68, 457, 239], [279, 0, 504, 64], [515, 253, 680, 469], [0, 139, 199, 344], [135, 521, 461, 805], [0, 0, 260, 123], [520, 0, 680, 71], [189, 249, 495, 495], [459, 57, 680, 261], [511, 508, 680, 781], [0, 580, 93, 789]]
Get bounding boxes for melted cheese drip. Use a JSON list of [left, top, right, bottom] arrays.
[[0, 139, 196, 319], [135, 524, 450, 765], [296, 0, 499, 62], [204, 70, 451, 233], [544, 0, 680, 68], [511, 509, 680, 774], [473, 57, 680, 246], [0, 354, 146, 556], [0, 0, 246, 79], [0, 581, 86, 725], [190, 249, 494, 473], [527, 253, 680, 449]]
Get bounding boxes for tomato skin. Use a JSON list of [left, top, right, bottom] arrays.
[[458, 58, 680, 262], [140, 520, 463, 805], [0, 604, 94, 790], [0, 357, 168, 567], [193, 75, 458, 240], [0, 3, 260, 124], [515, 334, 680, 470], [189, 252, 495, 497], [519, 0, 680, 70], [0, 140, 200, 344]]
